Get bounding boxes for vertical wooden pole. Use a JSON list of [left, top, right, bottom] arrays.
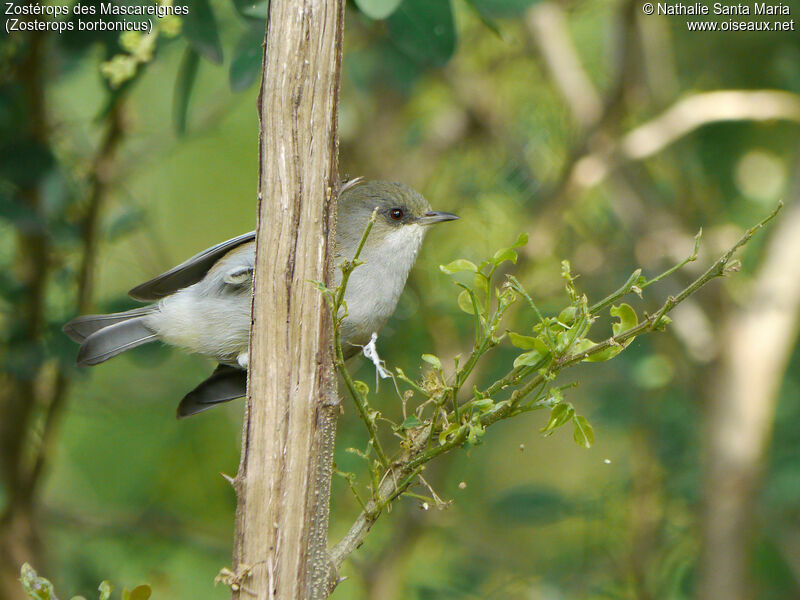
[[232, 1, 344, 598]]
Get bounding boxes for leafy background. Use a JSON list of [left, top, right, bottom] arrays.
[[1, 0, 800, 599]]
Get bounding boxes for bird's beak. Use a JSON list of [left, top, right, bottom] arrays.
[[418, 211, 459, 225]]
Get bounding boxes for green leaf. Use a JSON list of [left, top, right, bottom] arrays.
[[421, 354, 442, 370], [98, 581, 111, 600], [610, 303, 638, 336], [572, 338, 594, 354], [491, 247, 517, 266], [467, 421, 486, 445], [572, 415, 594, 448], [19, 563, 57, 600], [461, 0, 502, 36], [438, 423, 460, 445], [578, 302, 639, 362], [387, 0, 456, 68], [473, 273, 489, 296], [582, 343, 623, 362], [468, 0, 540, 18], [354, 0, 403, 19], [470, 398, 494, 411], [399, 414, 422, 429], [232, 0, 268, 19], [508, 332, 540, 350], [558, 306, 577, 325], [540, 403, 573, 436], [513, 348, 547, 368], [230, 26, 264, 92], [548, 387, 564, 404], [173, 47, 200, 135], [555, 330, 572, 353], [440, 259, 478, 274], [512, 232, 529, 248], [457, 289, 476, 314], [181, 0, 223, 64], [127, 586, 151, 600]]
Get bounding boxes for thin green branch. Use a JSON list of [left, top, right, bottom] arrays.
[[334, 340, 389, 468], [329, 203, 782, 573], [333, 210, 377, 311], [330, 208, 390, 468], [564, 202, 782, 367], [508, 275, 557, 349], [395, 369, 430, 397], [450, 287, 514, 399], [336, 470, 370, 515], [640, 228, 702, 290]]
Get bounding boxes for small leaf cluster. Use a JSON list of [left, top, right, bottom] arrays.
[[19, 564, 150, 600], [100, 1, 182, 89]]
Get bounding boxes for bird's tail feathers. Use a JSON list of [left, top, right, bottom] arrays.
[[75, 317, 158, 367], [63, 306, 156, 343]]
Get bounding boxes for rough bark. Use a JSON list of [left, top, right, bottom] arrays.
[[231, 1, 344, 599], [699, 200, 800, 600]]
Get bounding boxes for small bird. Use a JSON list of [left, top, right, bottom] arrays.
[[63, 179, 458, 418]]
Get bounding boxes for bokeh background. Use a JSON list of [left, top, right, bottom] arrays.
[[2, 0, 800, 599]]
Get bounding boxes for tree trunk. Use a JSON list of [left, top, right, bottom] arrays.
[[231, 1, 344, 599]]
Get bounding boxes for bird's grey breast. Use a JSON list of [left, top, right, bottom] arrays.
[[337, 224, 426, 347]]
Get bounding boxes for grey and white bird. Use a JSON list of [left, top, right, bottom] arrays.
[[63, 179, 458, 417]]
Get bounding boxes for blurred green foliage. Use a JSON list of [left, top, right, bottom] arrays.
[[19, 563, 150, 600], [2, 0, 800, 599]]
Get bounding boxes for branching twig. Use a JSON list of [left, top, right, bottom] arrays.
[[327, 203, 782, 575]]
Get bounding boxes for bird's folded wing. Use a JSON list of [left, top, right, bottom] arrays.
[[128, 231, 256, 301]]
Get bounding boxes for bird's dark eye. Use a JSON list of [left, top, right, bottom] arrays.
[[390, 208, 404, 221]]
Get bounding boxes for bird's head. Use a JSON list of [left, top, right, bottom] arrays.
[[337, 180, 458, 258]]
